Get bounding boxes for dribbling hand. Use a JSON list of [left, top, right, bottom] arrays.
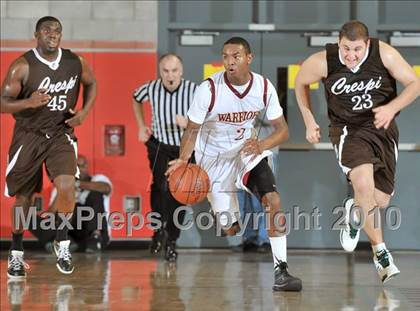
[[165, 158, 188, 177]]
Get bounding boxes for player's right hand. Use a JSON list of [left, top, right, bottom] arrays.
[[27, 89, 51, 108], [306, 123, 321, 143], [138, 127, 152, 142], [165, 158, 188, 177]]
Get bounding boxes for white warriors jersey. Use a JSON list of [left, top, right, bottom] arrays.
[[188, 71, 283, 157]]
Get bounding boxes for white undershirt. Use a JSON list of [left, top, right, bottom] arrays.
[[32, 48, 62, 70], [230, 79, 250, 93], [338, 44, 370, 73]]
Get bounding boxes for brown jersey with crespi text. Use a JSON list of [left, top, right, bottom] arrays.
[[323, 38, 397, 128], [14, 48, 82, 136]]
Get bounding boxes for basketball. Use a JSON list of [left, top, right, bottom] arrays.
[[168, 163, 210, 205]]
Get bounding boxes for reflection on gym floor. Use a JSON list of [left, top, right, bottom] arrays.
[[1, 250, 419, 310]]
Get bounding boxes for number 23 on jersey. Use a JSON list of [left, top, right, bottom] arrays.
[[351, 93, 373, 111]]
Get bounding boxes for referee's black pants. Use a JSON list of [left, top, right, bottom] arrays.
[[146, 136, 186, 243]]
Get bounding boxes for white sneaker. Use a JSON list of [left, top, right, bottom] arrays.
[[340, 198, 360, 252], [374, 249, 400, 283]]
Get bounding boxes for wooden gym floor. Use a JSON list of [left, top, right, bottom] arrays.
[[1, 249, 419, 310]]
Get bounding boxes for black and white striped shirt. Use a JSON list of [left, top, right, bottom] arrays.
[[133, 79, 196, 146]]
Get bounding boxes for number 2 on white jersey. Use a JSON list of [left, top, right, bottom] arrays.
[[235, 128, 246, 140]]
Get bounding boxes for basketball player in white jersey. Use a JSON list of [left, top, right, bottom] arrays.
[[166, 37, 302, 291]]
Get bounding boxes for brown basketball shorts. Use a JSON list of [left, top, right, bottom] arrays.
[[5, 128, 78, 197], [329, 121, 399, 195]]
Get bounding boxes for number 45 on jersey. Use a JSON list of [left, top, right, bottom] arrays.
[[47, 95, 67, 111]]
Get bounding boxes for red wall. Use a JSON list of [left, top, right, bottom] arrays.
[[0, 49, 156, 239]]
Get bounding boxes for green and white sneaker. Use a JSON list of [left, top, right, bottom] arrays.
[[340, 198, 360, 252], [374, 249, 400, 283]]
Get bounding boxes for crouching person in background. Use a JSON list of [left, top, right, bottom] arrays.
[[30, 155, 112, 253]]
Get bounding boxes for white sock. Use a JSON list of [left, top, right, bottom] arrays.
[[269, 236, 287, 267], [372, 243, 387, 255]]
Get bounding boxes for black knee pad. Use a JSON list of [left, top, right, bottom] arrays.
[[246, 158, 277, 200]]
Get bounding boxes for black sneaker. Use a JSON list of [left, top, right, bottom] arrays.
[[86, 232, 102, 253], [257, 242, 271, 253], [53, 240, 75, 274], [46, 237, 78, 254], [7, 250, 28, 279], [232, 240, 259, 253], [273, 261, 302, 292], [243, 241, 259, 252], [150, 229, 164, 254], [164, 240, 178, 262]]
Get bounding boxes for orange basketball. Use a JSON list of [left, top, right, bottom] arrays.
[[168, 164, 210, 205]]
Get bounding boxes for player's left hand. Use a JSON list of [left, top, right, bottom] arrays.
[[65, 109, 88, 127], [372, 104, 397, 129], [241, 139, 263, 160]]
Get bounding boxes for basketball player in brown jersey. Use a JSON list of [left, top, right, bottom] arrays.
[[1, 16, 97, 277], [295, 20, 420, 283]]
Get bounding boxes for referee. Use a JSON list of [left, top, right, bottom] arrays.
[[132, 53, 196, 262]]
